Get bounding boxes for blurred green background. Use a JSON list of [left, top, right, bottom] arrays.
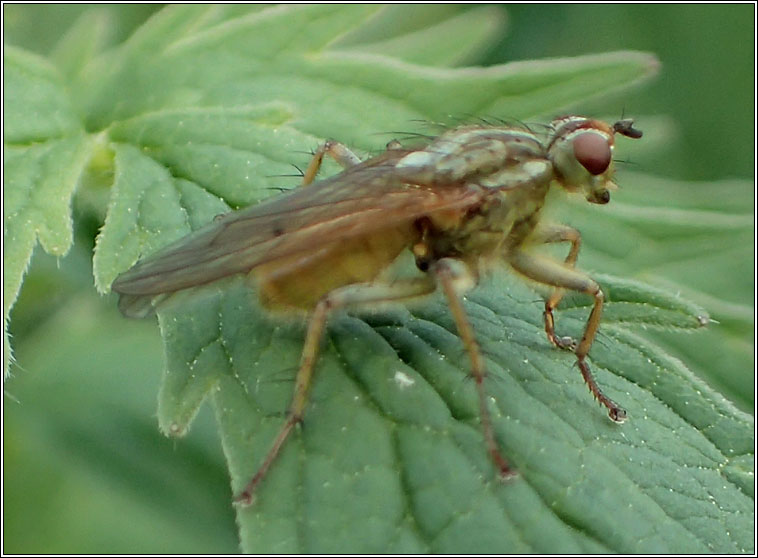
[[494, 4, 754, 182], [3, 4, 754, 553]]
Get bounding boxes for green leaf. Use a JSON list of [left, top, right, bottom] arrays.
[[49, 9, 113, 79], [154, 272, 752, 553], [5, 4, 752, 554], [332, 5, 508, 66], [3, 46, 93, 374], [548, 273, 710, 330]]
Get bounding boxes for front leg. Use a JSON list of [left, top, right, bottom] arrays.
[[529, 224, 582, 351], [508, 249, 626, 423]]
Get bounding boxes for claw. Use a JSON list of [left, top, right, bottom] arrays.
[[555, 335, 577, 351], [233, 490, 255, 507], [609, 407, 628, 423]]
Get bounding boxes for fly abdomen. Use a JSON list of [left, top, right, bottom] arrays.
[[255, 225, 417, 311]]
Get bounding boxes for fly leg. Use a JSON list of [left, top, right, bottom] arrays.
[[508, 250, 627, 422], [529, 224, 582, 351], [301, 137, 404, 185], [234, 277, 437, 506], [433, 258, 515, 479], [301, 140, 362, 185]]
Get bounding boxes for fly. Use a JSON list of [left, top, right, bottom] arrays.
[[111, 115, 643, 505]]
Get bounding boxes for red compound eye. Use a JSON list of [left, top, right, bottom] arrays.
[[573, 132, 611, 175]]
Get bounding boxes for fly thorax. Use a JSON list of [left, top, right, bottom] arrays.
[[476, 159, 552, 191], [394, 126, 544, 184], [425, 186, 542, 262], [505, 201, 546, 249]]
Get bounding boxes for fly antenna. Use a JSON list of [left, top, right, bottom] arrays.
[[613, 118, 643, 139]]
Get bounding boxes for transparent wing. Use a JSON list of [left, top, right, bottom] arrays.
[[111, 149, 485, 299]]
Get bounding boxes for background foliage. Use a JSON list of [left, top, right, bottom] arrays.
[[3, 5, 753, 553]]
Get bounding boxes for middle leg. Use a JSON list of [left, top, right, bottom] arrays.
[[433, 258, 516, 479], [234, 275, 438, 505]]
